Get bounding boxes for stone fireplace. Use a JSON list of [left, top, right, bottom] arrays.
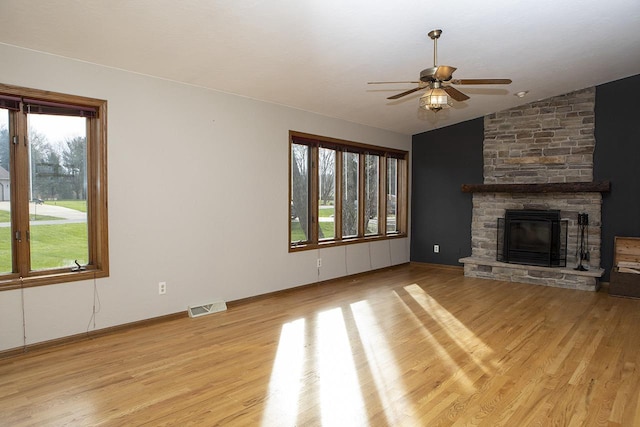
[[459, 87, 606, 291]]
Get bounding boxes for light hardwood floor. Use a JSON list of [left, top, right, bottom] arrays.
[[1, 263, 640, 426]]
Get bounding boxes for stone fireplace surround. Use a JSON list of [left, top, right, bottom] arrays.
[[459, 87, 606, 291]]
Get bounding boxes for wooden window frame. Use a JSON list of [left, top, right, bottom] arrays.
[[289, 130, 407, 252], [0, 83, 109, 291]]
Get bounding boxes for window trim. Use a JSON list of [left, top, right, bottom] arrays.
[[289, 130, 407, 252], [0, 83, 109, 291]]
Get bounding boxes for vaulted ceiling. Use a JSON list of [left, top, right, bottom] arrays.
[[1, 0, 639, 135]]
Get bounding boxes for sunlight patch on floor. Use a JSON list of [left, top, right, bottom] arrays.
[[261, 318, 306, 426], [404, 283, 496, 373], [317, 307, 368, 426], [351, 299, 412, 425], [396, 286, 475, 393]]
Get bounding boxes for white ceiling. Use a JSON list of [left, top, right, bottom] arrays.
[[1, 0, 639, 136]]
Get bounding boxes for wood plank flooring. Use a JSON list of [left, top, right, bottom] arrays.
[[1, 263, 640, 426]]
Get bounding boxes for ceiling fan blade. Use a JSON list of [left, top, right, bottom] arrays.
[[434, 66, 456, 81], [451, 78, 512, 85], [443, 86, 470, 102], [368, 81, 420, 84], [387, 87, 422, 100]]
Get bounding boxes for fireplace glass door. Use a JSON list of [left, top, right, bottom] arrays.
[[497, 209, 567, 267]]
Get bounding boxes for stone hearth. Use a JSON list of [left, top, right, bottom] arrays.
[[459, 87, 605, 291]]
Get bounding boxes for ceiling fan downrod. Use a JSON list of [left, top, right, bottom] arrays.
[[428, 29, 442, 67]]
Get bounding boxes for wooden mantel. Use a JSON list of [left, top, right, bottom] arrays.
[[461, 181, 611, 194]]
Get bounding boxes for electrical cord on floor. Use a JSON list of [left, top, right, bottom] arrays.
[[86, 271, 101, 334]]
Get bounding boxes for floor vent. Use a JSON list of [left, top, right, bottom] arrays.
[[188, 300, 227, 318]]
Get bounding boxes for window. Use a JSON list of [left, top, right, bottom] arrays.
[[342, 151, 358, 238], [290, 143, 310, 243], [0, 83, 108, 290], [364, 154, 379, 236], [289, 131, 407, 250], [386, 157, 398, 233], [318, 147, 336, 240]]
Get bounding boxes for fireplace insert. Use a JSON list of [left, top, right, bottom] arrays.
[[497, 209, 567, 267]]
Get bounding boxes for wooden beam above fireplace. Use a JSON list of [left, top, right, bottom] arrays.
[[461, 181, 611, 193]]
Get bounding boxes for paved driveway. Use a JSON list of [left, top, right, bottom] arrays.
[[0, 201, 86, 227]]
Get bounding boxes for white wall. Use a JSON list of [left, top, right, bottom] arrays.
[[0, 44, 410, 352]]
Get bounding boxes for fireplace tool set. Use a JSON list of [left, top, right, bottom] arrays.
[[575, 213, 589, 271]]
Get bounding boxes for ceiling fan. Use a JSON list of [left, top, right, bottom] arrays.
[[369, 29, 512, 112]]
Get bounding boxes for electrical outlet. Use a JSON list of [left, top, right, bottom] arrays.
[[317, 258, 322, 268], [434, 244, 440, 253], [158, 281, 167, 295]]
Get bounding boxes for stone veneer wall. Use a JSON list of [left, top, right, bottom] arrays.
[[483, 87, 595, 184], [465, 87, 603, 290]]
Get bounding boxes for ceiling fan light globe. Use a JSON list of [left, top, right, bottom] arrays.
[[420, 88, 451, 112]]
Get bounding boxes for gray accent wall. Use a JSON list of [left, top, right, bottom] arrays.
[[411, 117, 483, 265], [594, 74, 640, 280]]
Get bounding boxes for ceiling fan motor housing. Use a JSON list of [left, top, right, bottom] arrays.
[[420, 66, 456, 83], [420, 67, 438, 82]]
